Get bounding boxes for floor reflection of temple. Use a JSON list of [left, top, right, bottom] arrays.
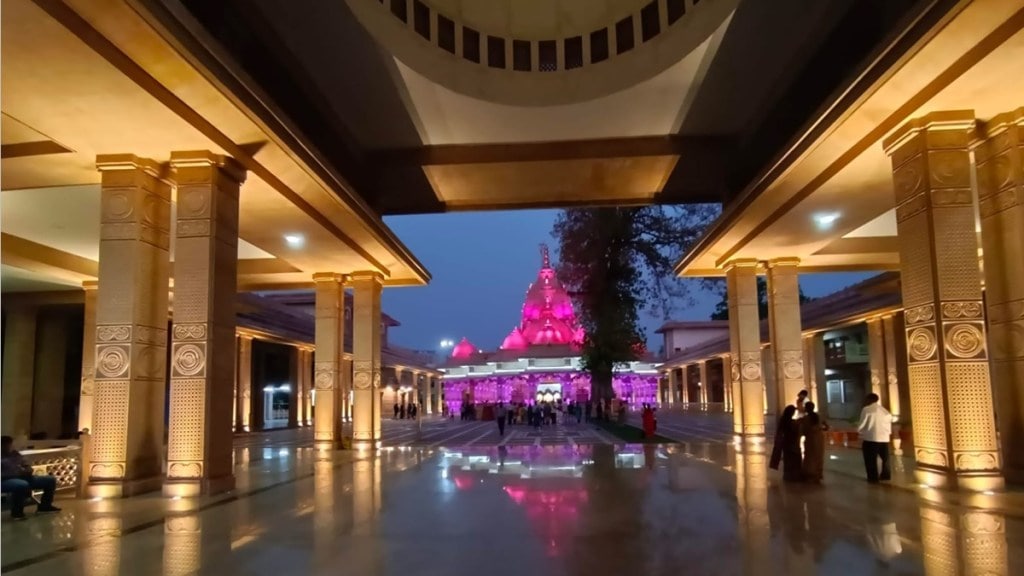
[[442, 247, 660, 414]]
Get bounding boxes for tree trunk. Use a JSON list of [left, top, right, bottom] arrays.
[[591, 367, 614, 418]]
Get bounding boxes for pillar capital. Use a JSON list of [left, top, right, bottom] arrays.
[[348, 270, 385, 285], [883, 110, 978, 157], [95, 153, 162, 176], [765, 257, 800, 269], [169, 150, 246, 185], [313, 272, 344, 284], [723, 258, 760, 272]]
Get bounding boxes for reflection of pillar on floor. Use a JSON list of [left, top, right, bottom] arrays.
[[165, 151, 244, 497], [79, 281, 98, 433], [89, 155, 171, 498], [163, 506, 202, 576], [351, 272, 383, 448], [726, 259, 765, 437], [313, 274, 344, 452], [802, 333, 827, 420], [974, 108, 1024, 483], [237, 336, 253, 432], [767, 258, 805, 414], [734, 442, 770, 574], [884, 112, 1002, 490], [82, 510, 123, 576], [698, 360, 709, 406], [1, 307, 37, 438], [918, 506, 1007, 575]]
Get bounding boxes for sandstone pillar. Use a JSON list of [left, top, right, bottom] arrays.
[[698, 360, 709, 406], [232, 336, 239, 431], [351, 272, 383, 448], [724, 353, 744, 434], [236, 335, 253, 432], [680, 365, 690, 404], [89, 155, 171, 497], [287, 346, 299, 428], [726, 259, 764, 437], [866, 317, 888, 400], [761, 346, 774, 417], [1, 307, 37, 437], [78, 281, 98, 433], [301, 348, 314, 426], [312, 274, 344, 452], [973, 108, 1024, 482], [165, 151, 245, 497], [883, 111, 1002, 490], [341, 357, 353, 423], [766, 258, 805, 414], [666, 369, 676, 406], [802, 333, 828, 420], [882, 315, 903, 423]]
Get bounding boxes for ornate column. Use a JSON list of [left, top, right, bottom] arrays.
[[351, 272, 384, 448], [236, 335, 253, 432], [881, 315, 902, 423], [78, 281, 98, 433], [883, 111, 1002, 490], [802, 333, 828, 420], [766, 258, 804, 414], [302, 348, 314, 426], [726, 259, 765, 437], [697, 360, 709, 406], [341, 357, 353, 423], [295, 348, 305, 427], [724, 353, 743, 434], [232, 336, 239, 431], [761, 346, 774, 416], [973, 108, 1024, 482], [287, 346, 299, 428], [312, 274, 344, 452], [866, 317, 887, 399], [666, 368, 677, 406], [89, 155, 171, 497], [165, 151, 245, 496]]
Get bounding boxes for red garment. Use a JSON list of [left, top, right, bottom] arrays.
[[642, 408, 656, 437]]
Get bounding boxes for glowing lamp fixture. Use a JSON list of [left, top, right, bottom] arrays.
[[813, 212, 840, 229], [284, 233, 305, 248]]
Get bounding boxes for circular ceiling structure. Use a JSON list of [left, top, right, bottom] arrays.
[[346, 0, 738, 106]]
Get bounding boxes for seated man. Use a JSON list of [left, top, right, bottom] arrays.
[[1, 435, 61, 519]]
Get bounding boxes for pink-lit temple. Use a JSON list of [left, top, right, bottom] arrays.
[[441, 246, 659, 413]]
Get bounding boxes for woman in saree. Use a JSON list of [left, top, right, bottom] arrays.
[[770, 405, 803, 481], [800, 402, 827, 483]]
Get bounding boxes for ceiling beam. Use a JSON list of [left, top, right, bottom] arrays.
[[372, 136, 721, 166]]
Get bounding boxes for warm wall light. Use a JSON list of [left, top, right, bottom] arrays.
[[284, 234, 305, 248]]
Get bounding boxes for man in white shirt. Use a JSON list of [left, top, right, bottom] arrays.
[[857, 393, 893, 483]]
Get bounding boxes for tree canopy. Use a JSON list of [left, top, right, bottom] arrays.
[[708, 277, 812, 321], [553, 205, 718, 403]]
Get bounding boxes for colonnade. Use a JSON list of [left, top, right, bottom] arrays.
[[666, 110, 1022, 491], [69, 151, 390, 498]]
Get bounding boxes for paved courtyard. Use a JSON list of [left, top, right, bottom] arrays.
[[3, 413, 1023, 575]]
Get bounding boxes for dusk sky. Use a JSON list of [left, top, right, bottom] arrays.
[[381, 210, 876, 354]]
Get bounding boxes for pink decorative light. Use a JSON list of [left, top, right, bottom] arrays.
[[451, 337, 478, 359]]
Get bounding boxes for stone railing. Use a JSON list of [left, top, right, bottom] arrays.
[[16, 438, 87, 495]]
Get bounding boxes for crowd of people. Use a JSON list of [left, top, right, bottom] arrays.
[[392, 402, 419, 420], [771, 390, 893, 485]]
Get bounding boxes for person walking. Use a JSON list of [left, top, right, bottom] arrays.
[[394, 402, 400, 419], [857, 393, 892, 483], [495, 403, 508, 436]]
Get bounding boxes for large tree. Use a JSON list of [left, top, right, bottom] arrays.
[[553, 205, 718, 404]]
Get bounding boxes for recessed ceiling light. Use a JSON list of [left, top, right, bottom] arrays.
[[814, 212, 840, 228], [284, 234, 304, 248]]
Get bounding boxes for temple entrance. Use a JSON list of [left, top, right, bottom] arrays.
[[535, 383, 562, 404]]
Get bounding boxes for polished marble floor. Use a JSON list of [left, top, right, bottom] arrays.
[[3, 416, 1023, 575]]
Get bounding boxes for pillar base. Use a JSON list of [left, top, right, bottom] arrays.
[[162, 474, 235, 498], [87, 475, 163, 498], [915, 467, 1004, 492], [314, 439, 340, 454], [352, 439, 379, 452]]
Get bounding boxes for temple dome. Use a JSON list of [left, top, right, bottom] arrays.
[[518, 245, 582, 347], [451, 337, 478, 359], [501, 326, 528, 351]]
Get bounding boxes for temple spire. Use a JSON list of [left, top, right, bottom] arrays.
[[539, 243, 550, 269]]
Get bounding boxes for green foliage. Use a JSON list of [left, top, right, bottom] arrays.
[[553, 205, 718, 402], [708, 277, 812, 320]]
